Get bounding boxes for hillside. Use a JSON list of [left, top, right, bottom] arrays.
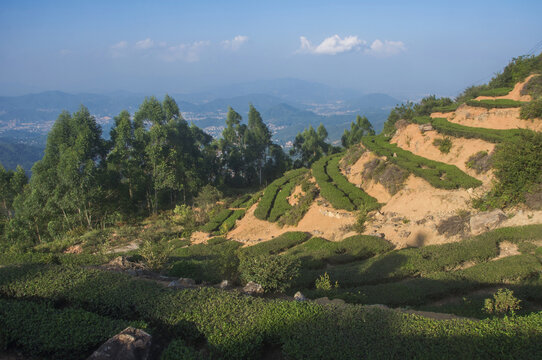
[[1, 55, 542, 359]]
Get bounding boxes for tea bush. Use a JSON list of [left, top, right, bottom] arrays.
[[361, 136, 482, 189], [239, 232, 311, 258], [465, 99, 524, 109], [254, 169, 307, 220]]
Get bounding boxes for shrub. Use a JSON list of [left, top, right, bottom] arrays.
[[279, 179, 318, 226], [254, 169, 307, 220], [239, 254, 300, 293], [200, 209, 233, 233], [474, 132, 542, 209], [0, 298, 140, 359], [139, 239, 172, 272], [477, 87, 513, 97], [465, 99, 524, 109], [466, 151, 494, 173], [362, 159, 408, 195], [520, 98, 542, 119], [315, 272, 339, 291], [267, 180, 297, 222], [430, 117, 530, 143], [483, 288, 521, 316], [518, 241, 537, 254], [433, 137, 452, 154], [219, 209, 246, 234], [240, 232, 311, 258]]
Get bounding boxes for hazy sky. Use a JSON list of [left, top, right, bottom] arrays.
[[1, 0, 541, 99]]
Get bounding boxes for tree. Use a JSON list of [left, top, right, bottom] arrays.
[[219, 107, 247, 184], [341, 115, 375, 148], [290, 124, 330, 168], [246, 104, 272, 185]]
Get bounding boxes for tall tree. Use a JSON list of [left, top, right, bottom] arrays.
[[246, 104, 272, 185], [341, 115, 375, 148], [290, 124, 330, 168]]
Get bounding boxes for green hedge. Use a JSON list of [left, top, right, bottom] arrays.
[[219, 209, 246, 233], [326, 155, 380, 211], [1, 263, 542, 359], [161, 339, 205, 360], [312, 155, 356, 211], [313, 254, 541, 306], [0, 252, 114, 266], [169, 240, 242, 283], [361, 136, 482, 189], [239, 232, 311, 258], [465, 99, 524, 109], [294, 233, 501, 288], [286, 235, 394, 269], [254, 169, 307, 220], [0, 298, 140, 359], [267, 180, 297, 222], [200, 209, 234, 233], [477, 87, 514, 97], [229, 194, 252, 208], [431, 117, 531, 143], [432, 103, 460, 113]]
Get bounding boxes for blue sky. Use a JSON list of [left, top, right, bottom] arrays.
[[1, 0, 541, 99]]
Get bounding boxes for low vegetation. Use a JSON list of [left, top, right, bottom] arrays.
[[361, 136, 482, 189], [312, 154, 380, 212], [465, 99, 524, 109]]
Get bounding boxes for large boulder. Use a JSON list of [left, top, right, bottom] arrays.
[[418, 124, 434, 133], [294, 291, 307, 301], [88, 327, 151, 360], [469, 209, 507, 235], [243, 281, 264, 295]]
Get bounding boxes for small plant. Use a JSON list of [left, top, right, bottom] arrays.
[[139, 239, 172, 272], [352, 210, 369, 233], [433, 137, 452, 154], [315, 272, 339, 291], [483, 288, 521, 316], [173, 204, 195, 226]]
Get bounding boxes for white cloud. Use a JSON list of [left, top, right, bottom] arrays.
[[297, 35, 406, 57], [297, 35, 365, 55], [366, 39, 406, 56], [222, 35, 249, 51], [135, 38, 154, 50], [111, 41, 128, 50], [163, 41, 210, 62], [110, 41, 129, 57]]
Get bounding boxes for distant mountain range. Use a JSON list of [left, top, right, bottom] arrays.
[[0, 78, 401, 171]]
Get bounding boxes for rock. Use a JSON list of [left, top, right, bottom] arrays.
[[168, 278, 195, 289], [243, 281, 264, 295], [399, 231, 411, 238], [64, 244, 83, 254], [312, 230, 324, 236], [219, 280, 230, 289], [469, 209, 507, 235], [294, 291, 306, 301], [88, 327, 151, 360], [419, 124, 434, 133]]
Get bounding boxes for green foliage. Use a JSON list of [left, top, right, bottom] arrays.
[[484, 288, 521, 316], [0, 252, 114, 266], [465, 99, 524, 109], [474, 132, 542, 209], [341, 144, 365, 167], [315, 272, 339, 291], [431, 117, 530, 143], [218, 209, 245, 234], [239, 254, 300, 292], [240, 232, 311, 258], [518, 241, 537, 254], [382, 102, 415, 136], [290, 124, 331, 168], [200, 208, 233, 233], [476, 87, 513, 97], [520, 98, 542, 119], [433, 137, 453, 154], [361, 136, 482, 189], [0, 298, 139, 359], [414, 95, 454, 116], [1, 260, 542, 359], [312, 154, 379, 212], [488, 54, 542, 88], [341, 115, 375, 148], [278, 178, 318, 226], [161, 339, 205, 360], [286, 235, 393, 270], [169, 240, 242, 283], [254, 169, 306, 220], [139, 239, 172, 271]]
